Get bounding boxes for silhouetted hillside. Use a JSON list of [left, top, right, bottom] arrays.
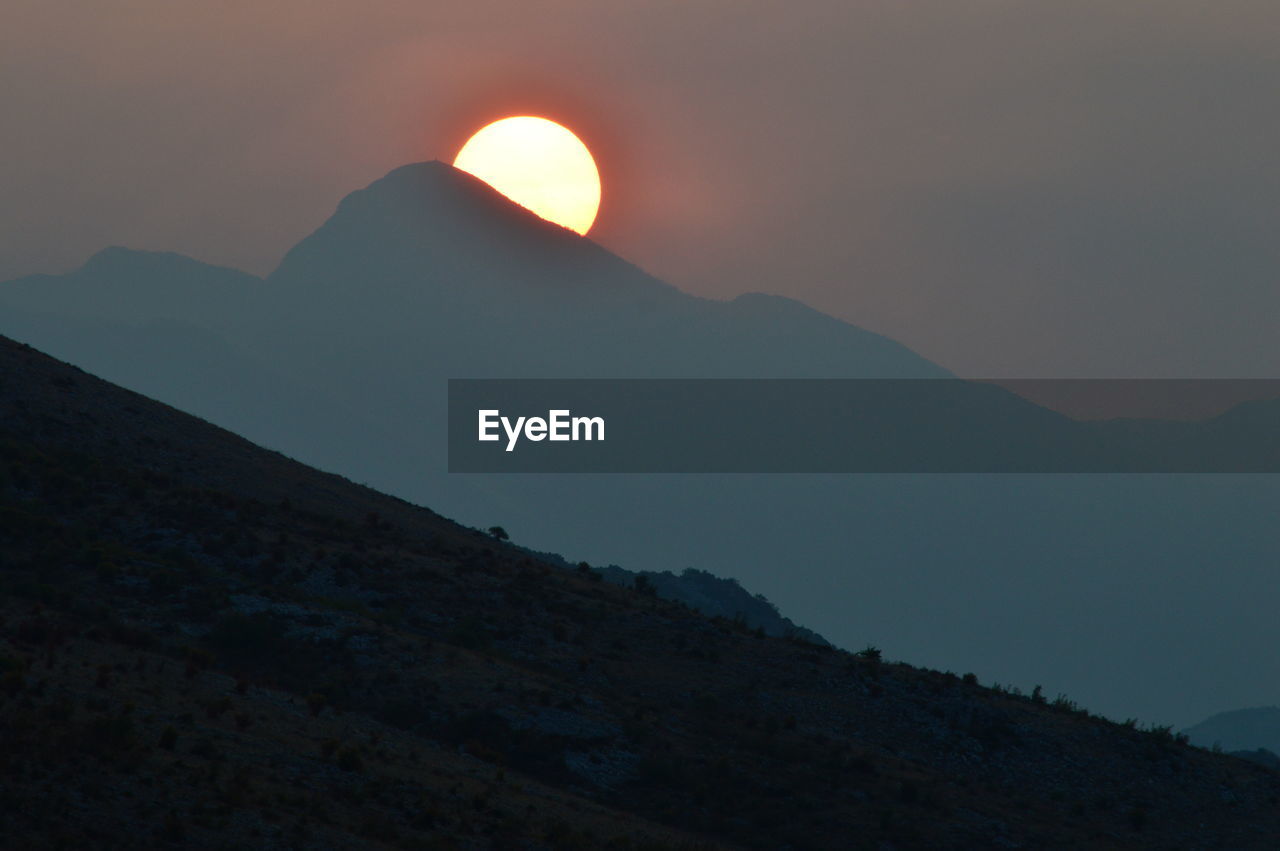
[[4, 336, 1280, 849]]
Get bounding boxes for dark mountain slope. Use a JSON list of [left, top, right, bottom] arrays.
[[3, 337, 1280, 849]]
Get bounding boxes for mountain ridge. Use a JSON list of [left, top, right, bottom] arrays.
[[268, 160, 679, 305]]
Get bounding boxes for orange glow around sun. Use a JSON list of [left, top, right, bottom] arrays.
[[453, 116, 601, 235]]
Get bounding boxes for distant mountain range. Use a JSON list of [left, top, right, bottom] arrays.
[[521, 546, 831, 646], [4, 334, 1280, 848], [1185, 707, 1280, 756], [3, 161, 1279, 726]]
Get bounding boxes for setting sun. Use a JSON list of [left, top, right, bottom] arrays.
[[453, 116, 600, 235]]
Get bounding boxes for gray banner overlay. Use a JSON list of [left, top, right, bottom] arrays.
[[448, 379, 1280, 473]]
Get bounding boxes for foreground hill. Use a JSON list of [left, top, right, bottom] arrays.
[[2, 337, 1280, 849]]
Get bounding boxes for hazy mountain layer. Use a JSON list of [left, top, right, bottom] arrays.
[[1185, 707, 1280, 755], [2, 162, 1279, 727]]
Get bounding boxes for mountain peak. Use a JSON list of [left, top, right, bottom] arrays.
[[74, 246, 262, 292], [269, 160, 657, 300], [351, 160, 574, 235]]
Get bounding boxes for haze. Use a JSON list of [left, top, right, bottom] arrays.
[[5, 0, 1280, 377]]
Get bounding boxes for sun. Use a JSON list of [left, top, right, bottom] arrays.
[[453, 116, 601, 235]]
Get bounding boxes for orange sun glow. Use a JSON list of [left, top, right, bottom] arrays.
[[453, 116, 601, 235]]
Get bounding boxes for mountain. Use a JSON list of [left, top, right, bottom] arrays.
[[0, 163, 948, 385], [515, 545, 830, 643], [3, 162, 1280, 727], [1, 246, 261, 325], [587, 562, 829, 646], [1184, 707, 1280, 755], [261, 162, 950, 378], [4, 334, 1280, 848]]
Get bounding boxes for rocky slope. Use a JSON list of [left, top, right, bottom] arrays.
[[2, 335, 1279, 849]]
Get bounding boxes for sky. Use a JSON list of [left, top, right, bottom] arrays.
[[4, 0, 1280, 377]]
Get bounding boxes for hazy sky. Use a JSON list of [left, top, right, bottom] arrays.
[[4, 0, 1279, 377]]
